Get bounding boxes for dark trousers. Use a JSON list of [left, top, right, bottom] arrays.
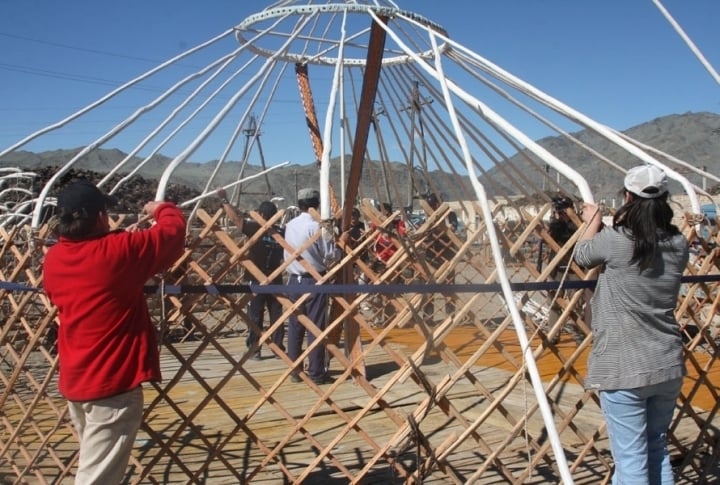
[[287, 275, 328, 381], [246, 292, 284, 351]]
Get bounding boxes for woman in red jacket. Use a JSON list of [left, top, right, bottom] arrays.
[[43, 180, 186, 484]]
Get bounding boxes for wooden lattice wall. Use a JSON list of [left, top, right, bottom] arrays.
[[1, 201, 719, 484]]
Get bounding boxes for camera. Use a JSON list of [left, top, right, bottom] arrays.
[[551, 196, 573, 212]]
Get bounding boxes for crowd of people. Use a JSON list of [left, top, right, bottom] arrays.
[[215, 189, 462, 365], [44, 167, 692, 483]]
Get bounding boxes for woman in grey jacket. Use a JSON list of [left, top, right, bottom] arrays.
[[574, 165, 689, 484]]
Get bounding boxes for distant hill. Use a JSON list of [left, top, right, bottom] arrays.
[[486, 111, 720, 202], [1, 111, 718, 210]]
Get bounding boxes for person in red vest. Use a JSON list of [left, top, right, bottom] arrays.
[[372, 202, 406, 266], [367, 202, 406, 326]]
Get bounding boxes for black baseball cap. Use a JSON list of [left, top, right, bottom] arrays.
[[57, 179, 116, 219]]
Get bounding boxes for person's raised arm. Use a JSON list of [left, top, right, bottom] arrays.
[[216, 188, 244, 231], [580, 203, 603, 241], [134, 200, 186, 277]]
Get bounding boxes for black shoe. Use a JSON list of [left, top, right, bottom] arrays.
[[251, 351, 262, 361], [311, 374, 335, 385], [290, 374, 302, 383]]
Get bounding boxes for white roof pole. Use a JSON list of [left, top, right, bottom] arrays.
[[429, 31, 576, 485], [319, 10, 348, 220]]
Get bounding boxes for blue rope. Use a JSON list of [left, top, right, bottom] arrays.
[[2, 274, 718, 295]]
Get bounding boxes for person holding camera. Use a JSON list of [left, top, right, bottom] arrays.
[[547, 195, 577, 277]]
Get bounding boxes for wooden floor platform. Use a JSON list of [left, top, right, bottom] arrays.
[[127, 326, 715, 484]]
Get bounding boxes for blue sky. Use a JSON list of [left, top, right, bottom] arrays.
[[1, 0, 718, 165]]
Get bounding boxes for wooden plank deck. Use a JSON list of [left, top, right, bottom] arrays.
[[128, 324, 716, 484], [1, 324, 717, 483]]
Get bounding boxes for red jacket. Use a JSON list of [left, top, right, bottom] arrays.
[[373, 218, 406, 263], [43, 203, 186, 401]]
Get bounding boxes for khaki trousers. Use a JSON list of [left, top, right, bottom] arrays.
[[67, 386, 144, 484]]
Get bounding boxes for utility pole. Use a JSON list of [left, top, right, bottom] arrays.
[[231, 114, 272, 204], [401, 80, 433, 208]]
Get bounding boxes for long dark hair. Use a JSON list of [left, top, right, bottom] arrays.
[[613, 191, 680, 270]]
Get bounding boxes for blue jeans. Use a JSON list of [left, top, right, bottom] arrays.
[[600, 377, 682, 484]]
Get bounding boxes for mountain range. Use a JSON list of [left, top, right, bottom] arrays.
[[0, 111, 718, 212]]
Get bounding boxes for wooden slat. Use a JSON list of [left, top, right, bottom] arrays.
[[0, 206, 718, 484]]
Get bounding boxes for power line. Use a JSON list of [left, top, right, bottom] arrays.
[[0, 62, 172, 94], [0, 62, 122, 87], [0, 31, 162, 64]]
